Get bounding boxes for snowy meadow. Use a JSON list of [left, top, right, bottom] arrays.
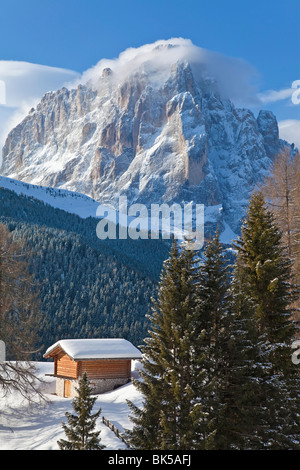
[[0, 361, 143, 450]]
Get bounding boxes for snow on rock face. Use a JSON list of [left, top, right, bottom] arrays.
[[256, 110, 280, 158], [0, 46, 291, 234]]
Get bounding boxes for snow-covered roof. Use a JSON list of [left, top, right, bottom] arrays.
[[44, 338, 142, 360]]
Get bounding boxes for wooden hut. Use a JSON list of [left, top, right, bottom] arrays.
[[44, 338, 142, 397]]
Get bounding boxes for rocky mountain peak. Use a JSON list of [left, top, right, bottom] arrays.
[[0, 45, 291, 235]]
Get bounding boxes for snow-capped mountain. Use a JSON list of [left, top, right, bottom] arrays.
[[0, 39, 290, 234]]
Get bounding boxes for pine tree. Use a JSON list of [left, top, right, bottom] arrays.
[[126, 239, 205, 450], [192, 230, 232, 448], [234, 191, 297, 360], [190, 230, 273, 449], [191, 231, 262, 449], [57, 372, 105, 450], [218, 264, 271, 449], [233, 190, 300, 449]]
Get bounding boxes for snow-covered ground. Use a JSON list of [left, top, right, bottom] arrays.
[[0, 175, 102, 219], [0, 361, 143, 450], [0, 174, 222, 245]]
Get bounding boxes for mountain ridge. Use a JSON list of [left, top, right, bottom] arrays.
[[0, 40, 292, 234]]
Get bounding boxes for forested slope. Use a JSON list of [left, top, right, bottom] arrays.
[[0, 187, 171, 358]]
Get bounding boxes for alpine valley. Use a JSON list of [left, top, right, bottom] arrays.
[[0, 39, 294, 354], [0, 39, 293, 235]]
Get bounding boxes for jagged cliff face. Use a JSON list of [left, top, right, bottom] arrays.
[[0, 51, 287, 233]]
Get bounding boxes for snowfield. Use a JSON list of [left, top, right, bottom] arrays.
[[0, 361, 143, 450], [0, 174, 236, 245], [0, 175, 102, 219]]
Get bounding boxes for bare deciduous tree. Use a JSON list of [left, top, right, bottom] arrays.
[[0, 223, 44, 401], [261, 146, 300, 324], [262, 147, 300, 254]]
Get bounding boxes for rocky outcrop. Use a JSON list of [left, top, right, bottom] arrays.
[[0, 51, 290, 234]]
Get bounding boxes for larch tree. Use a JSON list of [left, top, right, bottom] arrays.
[[261, 146, 300, 320], [0, 223, 42, 401], [261, 147, 300, 258]]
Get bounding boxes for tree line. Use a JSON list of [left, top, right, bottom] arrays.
[[0, 220, 157, 356], [126, 188, 300, 450], [1, 147, 299, 448]]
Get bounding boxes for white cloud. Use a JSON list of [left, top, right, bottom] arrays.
[[258, 87, 294, 104], [0, 61, 80, 108], [0, 39, 263, 158], [0, 61, 80, 151], [279, 119, 300, 148], [75, 38, 260, 107], [0, 39, 298, 163]]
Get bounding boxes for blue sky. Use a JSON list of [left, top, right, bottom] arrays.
[[0, 0, 299, 144]]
